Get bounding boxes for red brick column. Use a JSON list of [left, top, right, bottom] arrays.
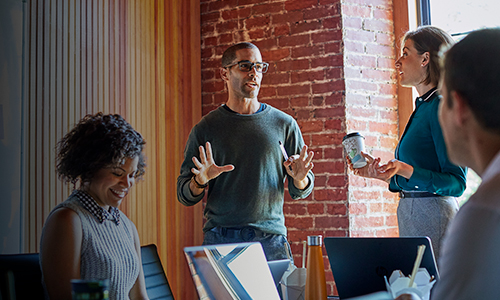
[[200, 0, 399, 295], [341, 0, 399, 238]]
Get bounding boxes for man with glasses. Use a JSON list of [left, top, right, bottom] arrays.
[[177, 42, 315, 261]]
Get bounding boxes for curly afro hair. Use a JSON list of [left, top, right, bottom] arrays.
[[56, 113, 146, 184]]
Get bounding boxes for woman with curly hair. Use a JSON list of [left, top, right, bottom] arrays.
[[40, 113, 149, 300]]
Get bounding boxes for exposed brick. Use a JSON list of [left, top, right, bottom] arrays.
[[315, 215, 349, 229], [213, 93, 227, 104], [345, 54, 377, 68], [343, 40, 365, 54], [312, 30, 342, 44], [290, 96, 310, 107], [343, 16, 363, 29], [341, 4, 371, 18], [376, 32, 394, 46], [299, 120, 324, 132], [325, 93, 344, 106], [253, 39, 278, 52], [207, 0, 239, 13], [323, 147, 343, 160], [313, 160, 345, 174], [292, 45, 323, 59], [248, 29, 266, 40], [373, 8, 392, 20], [291, 20, 322, 35], [366, 43, 395, 57], [218, 33, 234, 44], [215, 20, 239, 34], [262, 97, 289, 110], [251, 2, 284, 15], [278, 34, 311, 47], [271, 11, 304, 24], [201, 23, 216, 36], [377, 56, 396, 69], [276, 59, 310, 72], [324, 41, 342, 54], [311, 132, 344, 146], [245, 15, 271, 30], [259, 86, 277, 98], [262, 72, 290, 85], [201, 12, 220, 24], [345, 28, 376, 43], [354, 216, 385, 228], [264, 48, 291, 61], [286, 216, 314, 229], [291, 70, 325, 84], [307, 203, 326, 214], [363, 19, 393, 33], [311, 55, 343, 68], [284, 202, 307, 215], [323, 16, 341, 29], [273, 24, 290, 37], [325, 119, 343, 131], [201, 69, 215, 81], [303, 5, 340, 20], [326, 203, 348, 215], [202, 81, 225, 93], [277, 84, 310, 96], [349, 202, 367, 215], [284, 0, 319, 11], [312, 80, 345, 95]]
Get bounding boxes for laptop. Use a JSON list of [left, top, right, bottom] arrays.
[[184, 242, 282, 300], [324, 237, 439, 299]]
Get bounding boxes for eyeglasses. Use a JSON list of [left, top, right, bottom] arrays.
[[224, 60, 269, 73]]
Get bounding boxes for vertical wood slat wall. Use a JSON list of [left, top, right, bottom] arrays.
[[22, 1, 202, 299]]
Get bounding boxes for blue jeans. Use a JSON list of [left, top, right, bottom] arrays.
[[203, 226, 293, 262]]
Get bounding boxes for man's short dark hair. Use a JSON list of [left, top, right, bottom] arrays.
[[443, 28, 500, 132], [221, 42, 260, 67]]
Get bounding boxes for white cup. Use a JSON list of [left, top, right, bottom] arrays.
[[342, 132, 367, 168]]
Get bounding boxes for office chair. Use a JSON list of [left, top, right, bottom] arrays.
[[0, 253, 44, 300], [141, 244, 175, 300]]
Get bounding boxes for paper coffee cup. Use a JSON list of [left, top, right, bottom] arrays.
[[342, 132, 367, 168], [71, 279, 109, 300]]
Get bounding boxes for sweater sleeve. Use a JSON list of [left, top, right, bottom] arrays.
[[285, 119, 315, 200], [176, 125, 206, 206]]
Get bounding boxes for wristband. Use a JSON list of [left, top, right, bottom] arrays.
[[191, 176, 208, 189]]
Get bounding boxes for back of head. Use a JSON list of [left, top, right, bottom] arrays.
[[443, 28, 500, 132], [403, 26, 454, 85], [221, 42, 260, 67]]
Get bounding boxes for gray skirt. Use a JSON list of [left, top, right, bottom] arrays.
[[397, 196, 459, 263]]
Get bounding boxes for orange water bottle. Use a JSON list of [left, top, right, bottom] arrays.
[[305, 235, 327, 300]]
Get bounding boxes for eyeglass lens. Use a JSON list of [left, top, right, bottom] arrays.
[[239, 62, 268, 73]]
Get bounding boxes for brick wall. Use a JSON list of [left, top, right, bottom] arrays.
[[200, 0, 399, 295], [341, 0, 399, 238]]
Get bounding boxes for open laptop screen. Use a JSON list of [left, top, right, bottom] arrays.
[[325, 237, 439, 299], [184, 242, 281, 300]]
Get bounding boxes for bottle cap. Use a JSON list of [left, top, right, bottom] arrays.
[[307, 235, 322, 246]]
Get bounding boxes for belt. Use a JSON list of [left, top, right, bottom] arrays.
[[399, 191, 440, 198], [209, 226, 266, 241]]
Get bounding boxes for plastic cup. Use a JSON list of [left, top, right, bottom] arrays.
[[71, 279, 109, 300], [342, 132, 367, 168]]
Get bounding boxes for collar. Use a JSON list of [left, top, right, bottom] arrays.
[[480, 150, 500, 183], [75, 190, 121, 225], [222, 103, 266, 114], [417, 87, 438, 102]]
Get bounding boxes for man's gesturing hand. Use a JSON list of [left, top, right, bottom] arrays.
[[191, 141, 235, 187]]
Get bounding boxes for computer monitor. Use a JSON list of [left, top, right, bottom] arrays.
[[325, 237, 439, 299], [184, 242, 281, 300]]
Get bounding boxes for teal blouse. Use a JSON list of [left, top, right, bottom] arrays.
[[389, 88, 467, 196]]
